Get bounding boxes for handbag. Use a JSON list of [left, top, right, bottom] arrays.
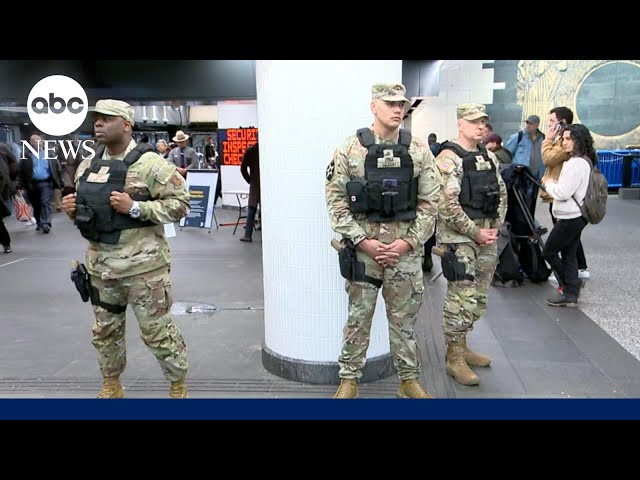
[[13, 190, 33, 222]]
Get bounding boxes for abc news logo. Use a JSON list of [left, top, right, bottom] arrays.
[[21, 139, 96, 162], [26, 75, 89, 137], [22, 74, 95, 161], [30, 92, 85, 115]]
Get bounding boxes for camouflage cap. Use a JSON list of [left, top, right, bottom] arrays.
[[457, 103, 489, 121], [90, 99, 135, 125], [372, 83, 410, 104]]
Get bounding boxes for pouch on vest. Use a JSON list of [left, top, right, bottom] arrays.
[[484, 184, 500, 214], [464, 176, 499, 214], [346, 180, 368, 213], [76, 202, 119, 241], [380, 178, 399, 217], [75, 204, 100, 242]]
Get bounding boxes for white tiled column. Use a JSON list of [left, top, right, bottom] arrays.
[[256, 60, 402, 384]]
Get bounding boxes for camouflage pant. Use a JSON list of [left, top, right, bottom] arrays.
[[90, 266, 188, 382], [441, 241, 498, 344], [338, 247, 424, 381]]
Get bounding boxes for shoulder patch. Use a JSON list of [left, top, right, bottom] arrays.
[[436, 157, 455, 174], [149, 156, 176, 185], [326, 159, 335, 181], [169, 172, 184, 188]]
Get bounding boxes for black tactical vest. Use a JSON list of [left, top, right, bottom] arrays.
[[440, 141, 500, 219], [346, 128, 418, 222], [75, 143, 156, 245]]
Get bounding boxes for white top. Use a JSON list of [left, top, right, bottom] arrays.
[[545, 156, 591, 220]]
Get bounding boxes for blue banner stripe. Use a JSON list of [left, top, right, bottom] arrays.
[[2, 399, 640, 420]]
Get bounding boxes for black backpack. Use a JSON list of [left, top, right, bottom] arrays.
[[493, 222, 524, 287], [516, 237, 550, 283]]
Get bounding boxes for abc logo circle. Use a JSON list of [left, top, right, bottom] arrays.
[[27, 75, 88, 136]]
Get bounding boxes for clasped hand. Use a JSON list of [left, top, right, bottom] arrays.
[[358, 238, 412, 267]]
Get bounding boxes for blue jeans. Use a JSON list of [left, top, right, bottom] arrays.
[[28, 180, 54, 227]]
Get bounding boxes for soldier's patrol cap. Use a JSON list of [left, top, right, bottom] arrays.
[[457, 103, 489, 121], [90, 99, 135, 125], [372, 83, 410, 104]]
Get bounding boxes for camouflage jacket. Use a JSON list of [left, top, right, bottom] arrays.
[[74, 139, 190, 279], [435, 142, 507, 244], [325, 129, 441, 250]]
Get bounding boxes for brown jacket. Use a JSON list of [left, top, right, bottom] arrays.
[[540, 137, 569, 203]]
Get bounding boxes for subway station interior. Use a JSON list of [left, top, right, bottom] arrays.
[[1, 60, 640, 410]]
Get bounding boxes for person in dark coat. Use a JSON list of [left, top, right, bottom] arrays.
[[485, 133, 513, 165], [0, 148, 13, 252], [239, 142, 260, 242]]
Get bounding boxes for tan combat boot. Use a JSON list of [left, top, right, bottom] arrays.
[[97, 376, 125, 399], [169, 379, 189, 398], [446, 342, 480, 386], [397, 379, 433, 399], [333, 379, 358, 399], [461, 336, 491, 367]]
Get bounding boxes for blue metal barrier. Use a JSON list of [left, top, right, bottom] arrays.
[[596, 150, 640, 188], [632, 156, 640, 187]]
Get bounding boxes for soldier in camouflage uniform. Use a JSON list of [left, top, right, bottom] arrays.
[[61, 100, 190, 399], [435, 103, 507, 386], [325, 83, 441, 399]]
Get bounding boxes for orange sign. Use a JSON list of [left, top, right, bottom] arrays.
[[219, 127, 258, 166]]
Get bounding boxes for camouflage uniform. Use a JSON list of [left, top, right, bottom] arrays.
[[325, 84, 441, 391], [435, 103, 507, 385], [73, 100, 190, 393]]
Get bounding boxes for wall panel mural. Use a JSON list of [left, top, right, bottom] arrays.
[[515, 60, 640, 150]]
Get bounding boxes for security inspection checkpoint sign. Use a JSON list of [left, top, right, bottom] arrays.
[[217, 127, 258, 166]]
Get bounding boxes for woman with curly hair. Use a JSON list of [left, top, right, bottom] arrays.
[[541, 124, 595, 307]]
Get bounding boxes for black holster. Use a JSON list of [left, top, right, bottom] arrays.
[[337, 240, 382, 288], [70, 262, 127, 314], [441, 245, 474, 282], [71, 262, 91, 303]]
